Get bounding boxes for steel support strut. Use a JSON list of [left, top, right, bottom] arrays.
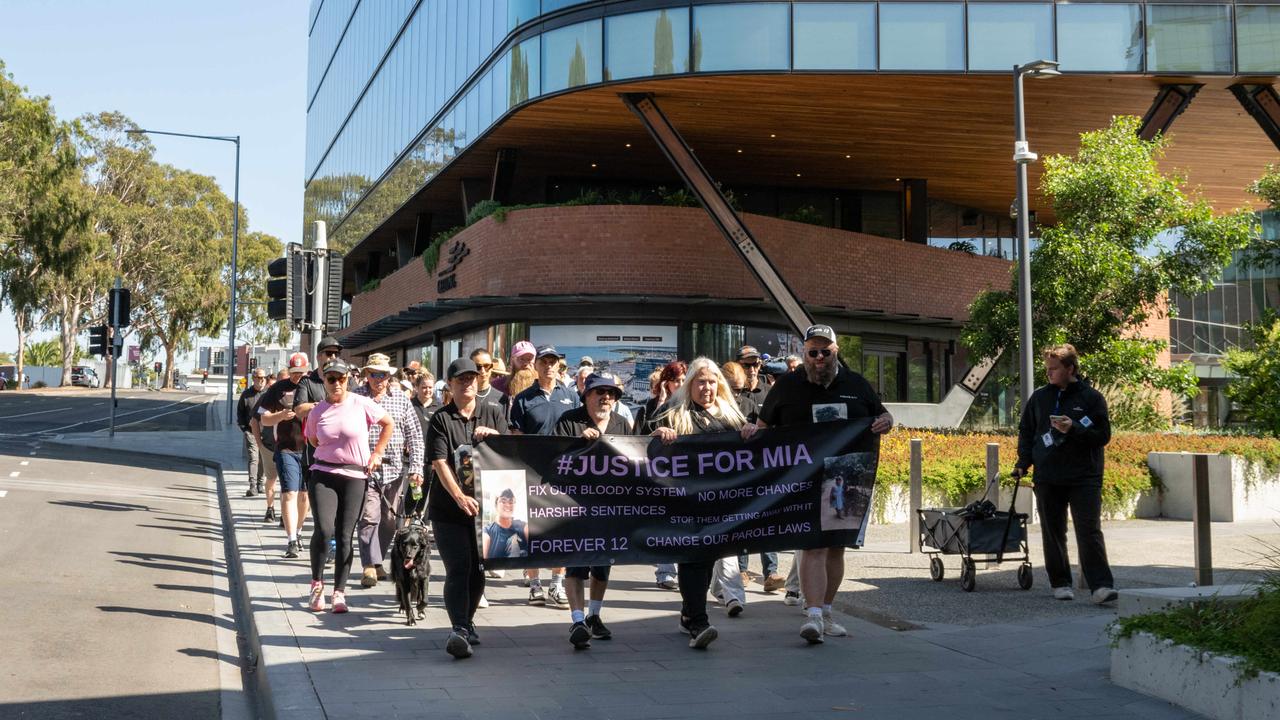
[[620, 93, 816, 338]]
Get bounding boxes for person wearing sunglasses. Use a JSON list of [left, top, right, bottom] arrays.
[[354, 353, 424, 589], [747, 324, 892, 645], [304, 358, 394, 614], [468, 348, 503, 409]]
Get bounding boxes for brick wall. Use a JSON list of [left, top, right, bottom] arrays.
[[344, 205, 1012, 335]]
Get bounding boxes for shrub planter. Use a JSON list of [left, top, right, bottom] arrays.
[[1145, 452, 1280, 521], [1112, 631, 1280, 720]]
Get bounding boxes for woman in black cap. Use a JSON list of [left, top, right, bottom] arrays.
[[303, 358, 393, 614], [425, 358, 508, 659]]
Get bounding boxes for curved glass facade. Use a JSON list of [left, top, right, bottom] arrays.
[[305, 0, 1280, 250]]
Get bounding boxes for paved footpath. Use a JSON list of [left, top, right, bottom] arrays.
[[53, 421, 1211, 720]]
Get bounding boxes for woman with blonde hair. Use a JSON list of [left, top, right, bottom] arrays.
[[652, 357, 749, 648]]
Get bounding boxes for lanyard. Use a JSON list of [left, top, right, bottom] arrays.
[[1053, 388, 1064, 416]]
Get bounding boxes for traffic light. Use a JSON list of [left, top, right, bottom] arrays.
[[323, 250, 344, 328], [109, 287, 131, 328], [88, 325, 108, 357], [154, 361, 162, 373], [267, 243, 306, 324], [249, 356, 257, 370]]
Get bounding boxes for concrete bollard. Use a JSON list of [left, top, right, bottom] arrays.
[[908, 438, 922, 553]]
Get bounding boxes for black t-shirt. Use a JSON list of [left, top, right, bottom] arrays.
[[735, 382, 770, 424], [657, 404, 735, 435], [256, 377, 305, 452], [758, 366, 886, 451], [552, 405, 632, 437], [426, 401, 508, 524]]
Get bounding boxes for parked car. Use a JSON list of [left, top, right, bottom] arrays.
[[70, 366, 100, 388]]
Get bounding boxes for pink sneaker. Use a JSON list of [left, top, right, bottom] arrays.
[[331, 590, 348, 614], [308, 581, 325, 612]]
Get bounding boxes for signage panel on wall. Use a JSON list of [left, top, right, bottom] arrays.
[[530, 325, 677, 404]]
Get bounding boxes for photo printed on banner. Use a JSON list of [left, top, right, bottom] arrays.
[[480, 469, 531, 559], [820, 451, 876, 533]]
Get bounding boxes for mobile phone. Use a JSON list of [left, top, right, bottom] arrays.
[[1049, 414, 1068, 422]]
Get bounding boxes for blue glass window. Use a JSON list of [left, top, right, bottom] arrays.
[[542, 0, 590, 12], [793, 3, 876, 70], [605, 9, 691, 80], [1238, 6, 1280, 74], [879, 3, 965, 71], [692, 3, 789, 72], [1146, 5, 1233, 73], [542, 19, 602, 93], [508, 37, 540, 106], [968, 4, 1053, 71], [1056, 4, 1143, 72]]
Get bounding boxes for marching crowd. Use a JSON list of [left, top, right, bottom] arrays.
[[236, 326, 1117, 661]]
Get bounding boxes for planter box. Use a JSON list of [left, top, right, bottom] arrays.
[[1112, 632, 1280, 720], [1145, 453, 1280, 522]]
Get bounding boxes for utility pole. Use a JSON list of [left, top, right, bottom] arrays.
[[109, 278, 121, 437], [310, 221, 328, 361]]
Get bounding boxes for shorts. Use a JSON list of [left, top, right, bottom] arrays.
[[275, 451, 305, 493], [566, 565, 611, 581]]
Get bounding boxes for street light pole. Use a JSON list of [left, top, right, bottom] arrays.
[[127, 128, 241, 425], [1012, 60, 1059, 408]]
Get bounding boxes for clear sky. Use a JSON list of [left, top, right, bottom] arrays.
[[0, 0, 307, 360]]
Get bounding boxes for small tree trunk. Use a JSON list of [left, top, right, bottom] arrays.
[[58, 301, 81, 387], [164, 344, 177, 390], [15, 310, 28, 391]]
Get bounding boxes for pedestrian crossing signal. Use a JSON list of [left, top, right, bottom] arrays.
[[88, 325, 109, 357]]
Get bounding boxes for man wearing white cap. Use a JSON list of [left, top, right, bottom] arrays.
[[258, 352, 315, 558]]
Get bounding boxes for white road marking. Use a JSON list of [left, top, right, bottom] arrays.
[[19, 461, 29, 466], [8, 472, 19, 478], [0, 490, 6, 497], [28, 451, 36, 456], [34, 396, 209, 435], [0, 405, 73, 420], [93, 402, 107, 406]]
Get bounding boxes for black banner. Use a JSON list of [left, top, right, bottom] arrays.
[[473, 419, 877, 569]]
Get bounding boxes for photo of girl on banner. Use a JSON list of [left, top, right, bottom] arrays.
[[480, 469, 530, 559], [820, 452, 876, 533]]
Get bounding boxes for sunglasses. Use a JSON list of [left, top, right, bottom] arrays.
[[367, 372, 389, 380], [324, 374, 348, 384], [807, 348, 833, 359], [404, 369, 418, 376], [476, 364, 493, 371], [321, 349, 340, 357], [741, 362, 760, 369]]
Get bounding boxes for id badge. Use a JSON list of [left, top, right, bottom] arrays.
[[1042, 431, 1054, 447]]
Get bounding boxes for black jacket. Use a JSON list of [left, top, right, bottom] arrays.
[[1016, 379, 1111, 485], [236, 387, 263, 431]]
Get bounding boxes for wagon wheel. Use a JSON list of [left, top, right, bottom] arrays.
[[960, 559, 976, 592], [929, 556, 944, 582], [1017, 563, 1034, 590]]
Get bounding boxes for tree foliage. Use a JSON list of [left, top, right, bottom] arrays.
[[1222, 311, 1280, 436], [962, 116, 1256, 402]]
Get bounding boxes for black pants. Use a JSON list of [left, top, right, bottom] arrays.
[[308, 470, 366, 591], [677, 561, 714, 628], [433, 518, 485, 629], [1034, 482, 1115, 591]]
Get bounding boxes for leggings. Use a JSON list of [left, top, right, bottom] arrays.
[[308, 469, 366, 591], [678, 561, 715, 627], [432, 518, 486, 629]]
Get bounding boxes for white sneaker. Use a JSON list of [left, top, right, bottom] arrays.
[[800, 616, 824, 644], [547, 584, 570, 608], [783, 591, 802, 606], [1053, 586, 1075, 601], [821, 611, 847, 637], [478, 593, 489, 608], [726, 598, 744, 617], [1091, 587, 1119, 605]]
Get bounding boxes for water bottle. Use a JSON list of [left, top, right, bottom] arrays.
[[412, 483, 424, 502]]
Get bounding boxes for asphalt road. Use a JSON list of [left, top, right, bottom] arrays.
[[0, 389, 212, 437], [0, 439, 233, 718]]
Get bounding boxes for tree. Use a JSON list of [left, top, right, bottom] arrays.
[[1223, 311, 1280, 435], [23, 339, 61, 367], [962, 116, 1256, 413], [0, 60, 89, 389], [1240, 163, 1280, 268]]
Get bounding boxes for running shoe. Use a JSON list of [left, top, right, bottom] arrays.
[[585, 614, 612, 640], [331, 591, 348, 614], [800, 616, 824, 644], [478, 594, 489, 608], [263, 507, 275, 522], [657, 577, 679, 590], [244, 486, 256, 498], [783, 590, 801, 606], [547, 584, 570, 608], [528, 586, 546, 605], [360, 567, 378, 588], [308, 581, 325, 612], [465, 623, 481, 645], [763, 574, 786, 593], [569, 621, 592, 649], [726, 599, 744, 618], [822, 611, 848, 637], [284, 540, 299, 559], [689, 623, 718, 649], [1091, 587, 1119, 605], [678, 615, 692, 634], [375, 565, 388, 581], [1054, 587, 1075, 601], [446, 628, 473, 659]]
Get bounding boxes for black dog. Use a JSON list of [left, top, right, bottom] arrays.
[[390, 522, 430, 625]]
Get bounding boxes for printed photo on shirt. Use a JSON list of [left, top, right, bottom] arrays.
[[812, 402, 848, 424], [479, 469, 530, 559], [819, 451, 876, 534]]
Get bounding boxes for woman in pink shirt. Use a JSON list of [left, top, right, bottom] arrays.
[[304, 358, 393, 613]]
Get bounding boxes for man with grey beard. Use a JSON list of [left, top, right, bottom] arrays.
[[746, 324, 893, 645], [552, 374, 632, 649]]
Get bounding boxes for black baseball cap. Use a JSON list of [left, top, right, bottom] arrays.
[[582, 373, 622, 396], [499, 488, 515, 501], [535, 345, 564, 360], [321, 358, 353, 377], [317, 335, 343, 351], [447, 358, 479, 380], [804, 324, 837, 343], [737, 345, 761, 361]]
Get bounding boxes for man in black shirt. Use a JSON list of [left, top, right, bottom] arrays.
[[552, 374, 632, 649], [754, 324, 892, 645], [733, 345, 782, 591], [237, 369, 270, 497]]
